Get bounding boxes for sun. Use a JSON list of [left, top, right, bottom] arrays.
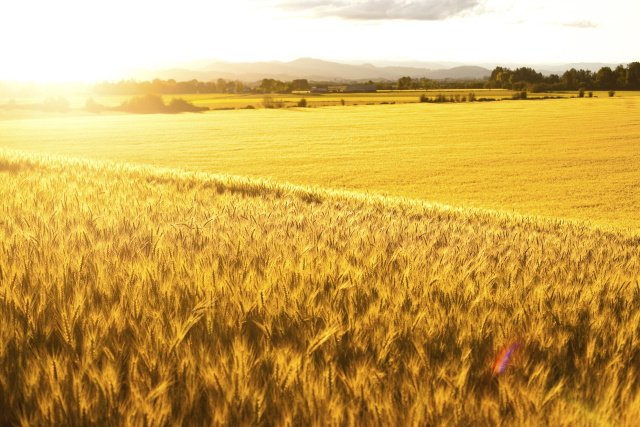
[[2, 57, 120, 83]]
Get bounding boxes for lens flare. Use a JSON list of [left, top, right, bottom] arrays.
[[493, 341, 521, 374]]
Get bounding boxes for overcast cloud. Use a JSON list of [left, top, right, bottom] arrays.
[[259, 0, 487, 21]]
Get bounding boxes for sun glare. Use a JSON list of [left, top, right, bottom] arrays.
[[3, 60, 118, 83], [1, 0, 638, 83], [2, 0, 640, 425]]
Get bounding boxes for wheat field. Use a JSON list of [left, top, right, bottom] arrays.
[[1, 97, 639, 230], [1, 150, 640, 426], [3, 90, 640, 112], [0, 90, 541, 112]]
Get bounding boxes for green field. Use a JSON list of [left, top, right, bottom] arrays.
[[1, 96, 639, 230]]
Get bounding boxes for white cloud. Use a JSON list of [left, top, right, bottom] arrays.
[[256, 0, 487, 21]]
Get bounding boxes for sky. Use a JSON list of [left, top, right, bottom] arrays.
[[1, 0, 639, 82]]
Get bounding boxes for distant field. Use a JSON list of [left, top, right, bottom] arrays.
[[4, 89, 638, 112], [0, 91, 507, 112], [1, 96, 639, 230], [176, 90, 517, 109]]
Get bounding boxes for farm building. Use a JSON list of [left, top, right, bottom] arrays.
[[310, 85, 329, 93]]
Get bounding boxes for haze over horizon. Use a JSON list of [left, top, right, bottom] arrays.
[[2, 0, 639, 82]]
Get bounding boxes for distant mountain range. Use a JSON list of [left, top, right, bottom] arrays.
[[112, 58, 627, 83], [113, 58, 492, 83]]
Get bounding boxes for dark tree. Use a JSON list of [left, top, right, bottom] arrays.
[[595, 67, 615, 89], [626, 62, 640, 89], [614, 65, 627, 89], [292, 79, 311, 91], [397, 76, 412, 90]]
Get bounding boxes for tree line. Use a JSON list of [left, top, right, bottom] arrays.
[[93, 78, 243, 95], [90, 78, 317, 95], [4, 62, 637, 98], [0, 77, 487, 97], [484, 63, 640, 91], [395, 77, 486, 90]]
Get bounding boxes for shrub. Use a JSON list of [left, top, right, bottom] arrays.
[[297, 98, 307, 108], [419, 94, 429, 103], [167, 98, 209, 113], [341, 99, 345, 106], [117, 94, 207, 114], [85, 97, 106, 113], [588, 92, 593, 98], [262, 96, 274, 109], [608, 90, 616, 97], [511, 91, 528, 100], [529, 83, 546, 93], [454, 94, 461, 102], [262, 97, 285, 109], [468, 92, 476, 102], [512, 81, 528, 91], [461, 96, 467, 102], [244, 105, 255, 109], [119, 94, 166, 113], [578, 88, 585, 98]]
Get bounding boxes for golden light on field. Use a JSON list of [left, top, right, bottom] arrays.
[[2, 96, 639, 230], [1, 150, 640, 424], [3, 0, 640, 424]]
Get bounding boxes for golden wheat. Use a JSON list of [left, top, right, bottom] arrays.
[[0, 149, 639, 425], [2, 97, 640, 230]]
